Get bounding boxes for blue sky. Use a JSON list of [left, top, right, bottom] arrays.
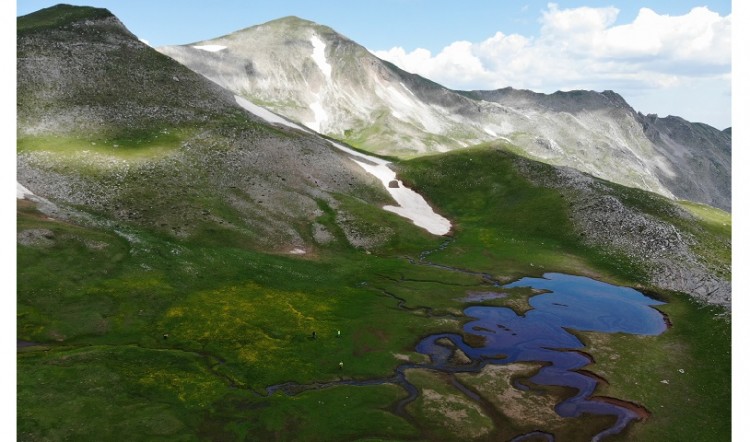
[[15, 1, 733, 129], [16, 1, 732, 51]]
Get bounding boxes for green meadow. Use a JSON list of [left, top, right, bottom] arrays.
[[17, 145, 730, 441]]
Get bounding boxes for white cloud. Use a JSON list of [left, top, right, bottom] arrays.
[[138, 38, 151, 47], [372, 3, 731, 127], [540, 3, 618, 36], [595, 6, 730, 64]]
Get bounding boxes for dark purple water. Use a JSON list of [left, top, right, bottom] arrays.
[[416, 273, 667, 441]]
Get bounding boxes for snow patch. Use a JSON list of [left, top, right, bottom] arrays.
[[234, 96, 311, 133], [17, 182, 34, 199], [308, 99, 328, 133], [310, 35, 332, 81], [328, 141, 388, 166], [327, 141, 451, 236], [192, 45, 227, 52], [483, 127, 497, 137], [305, 35, 333, 133], [17, 182, 62, 217], [289, 248, 306, 255]]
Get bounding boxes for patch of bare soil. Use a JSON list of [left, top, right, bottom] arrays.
[[458, 363, 567, 427]]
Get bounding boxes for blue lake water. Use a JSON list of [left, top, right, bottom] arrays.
[[415, 273, 667, 440]]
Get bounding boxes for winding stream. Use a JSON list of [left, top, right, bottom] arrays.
[[256, 237, 669, 439], [260, 270, 667, 440]]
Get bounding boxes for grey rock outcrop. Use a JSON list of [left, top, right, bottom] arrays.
[[515, 159, 730, 308]]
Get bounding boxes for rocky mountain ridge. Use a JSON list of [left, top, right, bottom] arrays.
[[158, 16, 731, 211], [513, 159, 730, 307]]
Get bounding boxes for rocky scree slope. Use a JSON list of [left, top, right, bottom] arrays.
[[513, 157, 730, 308], [17, 5, 399, 252], [158, 16, 731, 212]]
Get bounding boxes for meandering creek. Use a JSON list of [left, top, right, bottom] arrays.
[[262, 270, 667, 440]]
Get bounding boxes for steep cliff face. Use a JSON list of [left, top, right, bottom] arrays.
[[159, 17, 731, 211]]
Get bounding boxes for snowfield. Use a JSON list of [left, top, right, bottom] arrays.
[[234, 95, 450, 235], [234, 96, 311, 133], [328, 142, 452, 235]]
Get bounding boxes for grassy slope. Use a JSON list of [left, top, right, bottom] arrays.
[[16, 4, 112, 34], [18, 144, 730, 441], [17, 200, 437, 440], [580, 299, 730, 441], [395, 144, 651, 285]]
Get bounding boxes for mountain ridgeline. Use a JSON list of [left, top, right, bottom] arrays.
[[158, 16, 731, 212]]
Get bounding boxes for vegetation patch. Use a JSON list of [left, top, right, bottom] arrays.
[[395, 145, 637, 283], [577, 293, 730, 441], [18, 129, 191, 163], [405, 369, 494, 440]]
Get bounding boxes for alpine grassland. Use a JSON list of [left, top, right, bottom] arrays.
[[18, 143, 731, 440]]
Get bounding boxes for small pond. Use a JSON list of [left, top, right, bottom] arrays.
[[416, 273, 667, 440]]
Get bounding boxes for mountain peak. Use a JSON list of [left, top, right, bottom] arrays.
[[202, 14, 344, 47], [265, 15, 318, 26], [18, 4, 116, 33]]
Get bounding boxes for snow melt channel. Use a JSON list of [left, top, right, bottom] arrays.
[[306, 35, 332, 133], [328, 141, 452, 236]]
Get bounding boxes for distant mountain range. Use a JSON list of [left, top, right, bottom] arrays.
[[158, 16, 731, 212]]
